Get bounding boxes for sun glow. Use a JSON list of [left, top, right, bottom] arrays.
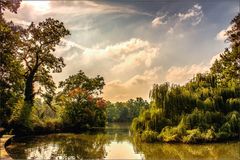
[[24, 1, 50, 12]]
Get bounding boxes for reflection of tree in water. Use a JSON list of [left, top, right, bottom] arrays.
[[7, 133, 112, 159], [132, 136, 240, 160], [7, 123, 133, 159], [54, 134, 111, 159], [7, 125, 239, 159]]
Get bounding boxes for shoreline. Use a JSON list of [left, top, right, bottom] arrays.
[[9, 130, 240, 144], [0, 135, 14, 160]]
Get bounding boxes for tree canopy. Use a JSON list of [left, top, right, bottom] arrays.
[[21, 18, 70, 105]]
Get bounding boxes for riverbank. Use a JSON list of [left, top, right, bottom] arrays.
[[0, 135, 14, 160], [5, 124, 240, 159]]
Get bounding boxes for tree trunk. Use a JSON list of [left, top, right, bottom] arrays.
[[24, 71, 35, 105]]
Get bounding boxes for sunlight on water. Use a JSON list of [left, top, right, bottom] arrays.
[[6, 123, 240, 160], [105, 141, 143, 159]]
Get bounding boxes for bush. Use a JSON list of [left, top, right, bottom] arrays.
[[202, 128, 216, 142], [9, 99, 34, 134], [141, 130, 158, 143], [226, 111, 240, 133], [227, 98, 240, 112], [158, 126, 180, 142], [182, 128, 202, 143], [130, 118, 144, 133], [158, 118, 187, 142]]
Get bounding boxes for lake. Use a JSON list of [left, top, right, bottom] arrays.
[[6, 123, 240, 159]]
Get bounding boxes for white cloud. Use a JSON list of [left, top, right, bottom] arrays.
[[178, 4, 203, 25], [216, 30, 227, 41], [23, 1, 51, 13], [216, 25, 232, 41], [210, 52, 221, 65], [52, 38, 160, 83], [167, 27, 174, 34], [178, 34, 184, 38], [152, 15, 167, 27], [103, 67, 163, 102], [165, 64, 209, 85], [48, 1, 152, 17], [110, 39, 159, 73], [61, 39, 87, 50]]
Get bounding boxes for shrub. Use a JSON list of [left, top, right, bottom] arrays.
[[141, 130, 158, 143], [203, 128, 216, 141], [158, 118, 187, 142], [226, 111, 240, 133], [9, 99, 34, 134], [182, 128, 202, 143], [158, 126, 179, 142], [130, 118, 144, 133], [227, 98, 240, 112]]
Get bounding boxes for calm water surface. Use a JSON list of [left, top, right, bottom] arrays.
[[6, 123, 240, 159]]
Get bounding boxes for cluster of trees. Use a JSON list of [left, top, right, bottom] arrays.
[[0, 1, 107, 134], [1, 1, 239, 145], [106, 98, 149, 122], [131, 13, 240, 143]]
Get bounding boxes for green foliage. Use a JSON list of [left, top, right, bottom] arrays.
[[0, 0, 22, 16], [58, 70, 107, 129], [130, 108, 172, 142], [0, 17, 24, 126], [182, 128, 202, 143], [9, 98, 34, 134], [141, 130, 158, 143], [158, 119, 187, 142], [131, 13, 240, 143], [106, 97, 149, 122], [21, 18, 70, 105]]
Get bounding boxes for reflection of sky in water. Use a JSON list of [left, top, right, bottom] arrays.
[[27, 143, 59, 159], [104, 132, 144, 159], [6, 124, 240, 160], [22, 133, 144, 159], [105, 141, 143, 159]]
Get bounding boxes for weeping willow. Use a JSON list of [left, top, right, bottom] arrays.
[[131, 13, 240, 143]]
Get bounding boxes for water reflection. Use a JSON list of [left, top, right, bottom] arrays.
[[6, 123, 240, 160], [133, 138, 240, 160]]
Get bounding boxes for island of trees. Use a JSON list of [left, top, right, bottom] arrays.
[[0, 1, 239, 143], [131, 13, 240, 143]]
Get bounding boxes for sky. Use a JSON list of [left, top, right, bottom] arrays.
[[4, 0, 239, 102]]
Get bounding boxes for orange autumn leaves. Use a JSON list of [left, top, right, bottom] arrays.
[[67, 87, 106, 109]]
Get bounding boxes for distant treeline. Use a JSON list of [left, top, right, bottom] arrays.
[[106, 98, 149, 123]]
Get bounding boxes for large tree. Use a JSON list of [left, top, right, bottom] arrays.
[[20, 18, 70, 105], [58, 70, 106, 128], [0, 0, 23, 125], [211, 13, 240, 87], [149, 83, 169, 114], [0, 0, 22, 18], [226, 13, 240, 47]]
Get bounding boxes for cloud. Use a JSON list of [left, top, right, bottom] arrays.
[[22, 1, 51, 13], [152, 15, 167, 27], [52, 38, 160, 84], [165, 64, 209, 85], [110, 38, 159, 73], [178, 4, 203, 25], [167, 27, 174, 34], [47, 1, 152, 17], [103, 67, 163, 102], [210, 52, 221, 65], [216, 25, 232, 41]]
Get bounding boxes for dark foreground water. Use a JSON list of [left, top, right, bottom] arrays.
[[6, 123, 240, 159]]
